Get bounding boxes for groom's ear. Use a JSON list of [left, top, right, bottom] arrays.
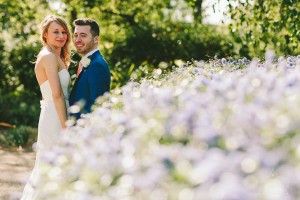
[[93, 36, 99, 43]]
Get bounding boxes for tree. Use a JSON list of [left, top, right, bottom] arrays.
[[0, 0, 50, 126], [0, 0, 50, 40], [226, 0, 300, 57], [185, 0, 204, 22], [59, 0, 235, 87]]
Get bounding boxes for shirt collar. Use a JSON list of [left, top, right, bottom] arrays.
[[83, 48, 98, 59]]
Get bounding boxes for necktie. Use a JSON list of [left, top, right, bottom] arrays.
[[76, 62, 83, 78]]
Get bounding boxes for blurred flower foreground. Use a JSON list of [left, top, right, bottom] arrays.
[[38, 53, 300, 200]]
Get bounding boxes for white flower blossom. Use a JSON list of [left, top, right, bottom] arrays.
[[31, 54, 300, 200], [80, 57, 91, 68]]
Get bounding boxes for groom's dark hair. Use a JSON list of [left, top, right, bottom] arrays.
[[73, 18, 100, 37]]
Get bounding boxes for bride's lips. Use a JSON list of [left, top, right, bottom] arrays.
[[57, 40, 66, 44]]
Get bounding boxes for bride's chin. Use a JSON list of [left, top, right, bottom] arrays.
[[52, 44, 65, 49]]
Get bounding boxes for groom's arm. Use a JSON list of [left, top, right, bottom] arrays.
[[87, 60, 110, 108]]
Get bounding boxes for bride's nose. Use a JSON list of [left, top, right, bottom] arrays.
[[58, 32, 65, 38]]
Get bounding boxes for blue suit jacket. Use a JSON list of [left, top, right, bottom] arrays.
[[69, 50, 110, 117]]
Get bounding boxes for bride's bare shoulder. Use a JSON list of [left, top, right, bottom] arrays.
[[38, 48, 56, 59], [36, 48, 57, 64]]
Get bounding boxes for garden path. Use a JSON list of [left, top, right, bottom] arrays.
[[0, 149, 35, 200]]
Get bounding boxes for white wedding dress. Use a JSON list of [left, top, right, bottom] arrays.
[[21, 69, 70, 200]]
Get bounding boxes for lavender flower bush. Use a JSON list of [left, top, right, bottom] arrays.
[[37, 52, 300, 200]]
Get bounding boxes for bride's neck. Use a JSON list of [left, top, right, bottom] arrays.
[[46, 45, 61, 57]]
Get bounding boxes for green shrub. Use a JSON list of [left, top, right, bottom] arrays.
[[0, 90, 40, 127], [0, 126, 37, 148]]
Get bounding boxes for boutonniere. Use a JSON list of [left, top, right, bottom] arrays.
[[81, 56, 92, 68]]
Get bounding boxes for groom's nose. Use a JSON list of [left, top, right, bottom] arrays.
[[74, 36, 82, 42]]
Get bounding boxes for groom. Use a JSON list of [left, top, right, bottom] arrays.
[[70, 18, 110, 118]]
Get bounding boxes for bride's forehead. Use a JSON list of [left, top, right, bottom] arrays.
[[49, 22, 65, 30]]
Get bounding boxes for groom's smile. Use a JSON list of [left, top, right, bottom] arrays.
[[75, 43, 84, 49]]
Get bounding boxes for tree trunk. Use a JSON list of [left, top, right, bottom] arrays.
[[70, 8, 77, 28], [193, 0, 203, 23]]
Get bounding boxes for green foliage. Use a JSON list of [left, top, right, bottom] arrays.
[[9, 42, 42, 95], [0, 0, 49, 39], [0, 41, 41, 127], [110, 22, 235, 87], [226, 0, 300, 57], [0, 0, 49, 127], [0, 90, 40, 126], [0, 38, 12, 90], [0, 126, 37, 148]]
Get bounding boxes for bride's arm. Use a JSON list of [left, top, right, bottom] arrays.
[[42, 53, 67, 128]]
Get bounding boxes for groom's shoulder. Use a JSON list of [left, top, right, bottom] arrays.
[[93, 53, 108, 64], [92, 51, 102, 59], [93, 57, 109, 68]]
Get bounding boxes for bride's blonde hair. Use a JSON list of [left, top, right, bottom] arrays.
[[40, 15, 71, 66]]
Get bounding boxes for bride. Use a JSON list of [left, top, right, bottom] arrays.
[[21, 15, 71, 199]]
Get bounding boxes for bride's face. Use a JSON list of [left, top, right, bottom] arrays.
[[44, 22, 68, 48]]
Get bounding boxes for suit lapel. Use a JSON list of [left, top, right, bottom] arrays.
[[78, 50, 100, 77], [70, 50, 101, 101]]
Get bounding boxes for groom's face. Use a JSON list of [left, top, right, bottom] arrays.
[[73, 25, 98, 56]]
